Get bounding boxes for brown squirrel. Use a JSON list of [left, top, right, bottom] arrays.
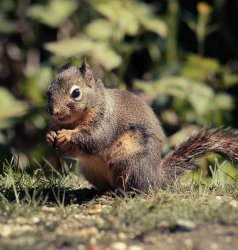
[[46, 61, 238, 192]]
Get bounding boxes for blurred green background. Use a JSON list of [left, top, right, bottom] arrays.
[[0, 0, 238, 180]]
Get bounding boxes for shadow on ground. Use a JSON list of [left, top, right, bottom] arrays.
[[1, 187, 103, 205]]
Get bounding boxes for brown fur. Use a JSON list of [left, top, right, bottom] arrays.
[[160, 128, 238, 186], [104, 131, 143, 160], [46, 61, 238, 192], [80, 155, 113, 190]]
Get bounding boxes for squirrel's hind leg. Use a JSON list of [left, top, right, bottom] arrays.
[[102, 130, 161, 192]]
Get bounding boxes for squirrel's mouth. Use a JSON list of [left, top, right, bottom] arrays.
[[57, 115, 71, 122]]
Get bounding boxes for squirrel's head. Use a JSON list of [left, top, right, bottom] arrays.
[[47, 60, 104, 125]]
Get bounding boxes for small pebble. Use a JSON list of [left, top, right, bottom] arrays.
[[79, 227, 98, 238], [110, 242, 127, 250], [215, 196, 222, 201], [176, 219, 196, 231], [85, 204, 102, 215], [32, 216, 40, 223], [229, 199, 238, 208], [128, 245, 143, 250], [1, 225, 12, 237], [118, 232, 127, 240], [184, 238, 194, 248], [41, 206, 57, 213], [210, 242, 218, 250]]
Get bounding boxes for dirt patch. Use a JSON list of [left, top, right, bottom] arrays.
[[143, 223, 238, 250]]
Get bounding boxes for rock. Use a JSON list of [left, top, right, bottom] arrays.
[[176, 219, 196, 231]]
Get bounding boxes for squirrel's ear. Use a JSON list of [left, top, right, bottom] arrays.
[[79, 59, 95, 87], [59, 58, 73, 73], [79, 57, 88, 74]]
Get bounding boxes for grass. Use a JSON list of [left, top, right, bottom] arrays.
[[0, 159, 238, 250]]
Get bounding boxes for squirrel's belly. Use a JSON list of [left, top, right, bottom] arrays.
[[80, 155, 114, 190]]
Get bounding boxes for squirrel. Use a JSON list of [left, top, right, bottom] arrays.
[[46, 60, 238, 192]]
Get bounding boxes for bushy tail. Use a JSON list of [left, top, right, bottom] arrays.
[[160, 128, 238, 185]]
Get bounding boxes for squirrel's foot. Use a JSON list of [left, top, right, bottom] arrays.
[[56, 129, 74, 155], [46, 131, 57, 147]]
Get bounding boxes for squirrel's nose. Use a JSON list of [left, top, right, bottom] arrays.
[[52, 108, 60, 116], [49, 106, 60, 116]]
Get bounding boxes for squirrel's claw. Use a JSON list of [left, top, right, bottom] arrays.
[[56, 129, 72, 145], [57, 135, 67, 145], [46, 131, 57, 147], [54, 129, 74, 154]]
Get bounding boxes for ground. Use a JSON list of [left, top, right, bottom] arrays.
[[0, 162, 238, 250]]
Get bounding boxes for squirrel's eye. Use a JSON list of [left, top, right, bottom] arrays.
[[70, 85, 82, 100]]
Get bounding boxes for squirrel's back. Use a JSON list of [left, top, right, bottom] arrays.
[[106, 88, 165, 141]]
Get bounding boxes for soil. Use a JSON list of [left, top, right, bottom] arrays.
[[143, 223, 238, 250]]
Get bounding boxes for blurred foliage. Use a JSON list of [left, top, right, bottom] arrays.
[[28, 0, 78, 28], [0, 0, 238, 179], [135, 75, 233, 125], [44, 0, 167, 71]]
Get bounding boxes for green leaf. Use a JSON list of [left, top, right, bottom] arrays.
[[44, 38, 94, 57], [89, 0, 167, 37], [92, 43, 122, 69], [181, 54, 221, 81], [90, 0, 139, 36], [186, 20, 197, 31], [140, 17, 167, 37], [223, 73, 238, 87], [28, 0, 78, 28], [187, 83, 214, 115], [90, 0, 121, 22], [214, 93, 233, 110], [135, 77, 192, 98], [44, 37, 122, 70], [0, 87, 27, 122], [85, 19, 115, 41], [135, 1, 167, 37]]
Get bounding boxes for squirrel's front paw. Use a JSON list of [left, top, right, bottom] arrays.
[[46, 131, 57, 148], [56, 129, 74, 154]]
